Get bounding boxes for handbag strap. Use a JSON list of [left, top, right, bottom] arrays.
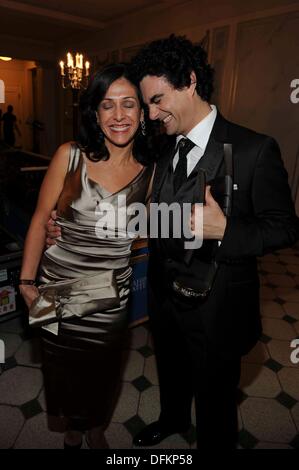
[[184, 142, 233, 265], [222, 143, 233, 216]]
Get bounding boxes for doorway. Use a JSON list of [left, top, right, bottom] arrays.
[[0, 85, 23, 148]]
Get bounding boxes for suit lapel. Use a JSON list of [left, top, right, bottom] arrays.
[[193, 112, 231, 182], [196, 136, 223, 182]]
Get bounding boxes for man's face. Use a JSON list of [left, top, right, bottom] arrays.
[[140, 75, 194, 136]]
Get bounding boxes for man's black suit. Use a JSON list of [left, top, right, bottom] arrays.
[[147, 113, 299, 448]]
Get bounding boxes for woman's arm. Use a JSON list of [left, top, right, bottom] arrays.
[[19, 142, 71, 307]]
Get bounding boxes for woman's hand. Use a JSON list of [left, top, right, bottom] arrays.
[[19, 285, 39, 309]]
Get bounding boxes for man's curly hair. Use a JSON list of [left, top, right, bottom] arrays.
[[131, 34, 214, 102]]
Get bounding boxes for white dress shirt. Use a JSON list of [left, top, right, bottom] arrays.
[[173, 104, 217, 176]]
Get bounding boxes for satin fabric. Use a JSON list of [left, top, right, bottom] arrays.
[[29, 269, 120, 328]]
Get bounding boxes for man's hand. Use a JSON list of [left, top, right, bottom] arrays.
[[45, 210, 61, 247], [191, 186, 227, 240]]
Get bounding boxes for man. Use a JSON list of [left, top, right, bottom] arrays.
[[1, 105, 21, 147], [129, 34, 299, 449]]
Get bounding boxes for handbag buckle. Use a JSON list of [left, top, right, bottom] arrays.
[[172, 280, 210, 298]]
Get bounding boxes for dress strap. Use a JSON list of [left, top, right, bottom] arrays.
[[67, 143, 81, 173]]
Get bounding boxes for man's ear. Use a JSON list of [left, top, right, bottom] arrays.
[[189, 71, 197, 95]]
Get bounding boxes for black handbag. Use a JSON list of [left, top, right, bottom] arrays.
[[171, 143, 233, 299]]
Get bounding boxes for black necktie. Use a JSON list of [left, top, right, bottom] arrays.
[[173, 138, 195, 193]]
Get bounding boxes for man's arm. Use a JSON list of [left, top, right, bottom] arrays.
[[45, 210, 61, 247]]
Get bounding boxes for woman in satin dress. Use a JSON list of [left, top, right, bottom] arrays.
[[19, 64, 154, 449]]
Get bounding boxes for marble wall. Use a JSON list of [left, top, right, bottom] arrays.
[[210, 26, 230, 109], [224, 12, 299, 212]]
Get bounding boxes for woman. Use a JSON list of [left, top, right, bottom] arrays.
[[19, 63, 154, 449]]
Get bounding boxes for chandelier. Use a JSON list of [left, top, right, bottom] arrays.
[[59, 52, 90, 89]]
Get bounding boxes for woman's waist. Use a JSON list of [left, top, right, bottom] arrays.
[[44, 239, 132, 260], [40, 246, 131, 282]]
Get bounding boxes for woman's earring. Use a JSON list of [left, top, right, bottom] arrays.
[[140, 120, 146, 136]]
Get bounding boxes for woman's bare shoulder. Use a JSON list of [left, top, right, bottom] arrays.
[[55, 141, 75, 156], [51, 141, 76, 164]]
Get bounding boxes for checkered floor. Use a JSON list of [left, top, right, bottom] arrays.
[[0, 246, 299, 449]]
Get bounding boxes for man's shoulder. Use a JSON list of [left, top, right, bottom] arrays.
[[225, 117, 275, 149]]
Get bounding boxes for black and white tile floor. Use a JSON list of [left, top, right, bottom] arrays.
[[0, 246, 299, 449]]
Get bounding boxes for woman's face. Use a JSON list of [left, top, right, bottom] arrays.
[[96, 77, 142, 148]]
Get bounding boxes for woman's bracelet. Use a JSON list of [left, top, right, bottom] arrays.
[[19, 279, 36, 286]]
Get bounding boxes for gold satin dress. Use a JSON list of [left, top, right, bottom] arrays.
[[40, 144, 153, 429]]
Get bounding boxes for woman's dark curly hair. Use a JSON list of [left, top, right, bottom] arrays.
[[77, 63, 155, 164], [131, 34, 214, 102]]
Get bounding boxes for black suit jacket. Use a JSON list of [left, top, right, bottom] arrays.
[[148, 113, 299, 356]]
